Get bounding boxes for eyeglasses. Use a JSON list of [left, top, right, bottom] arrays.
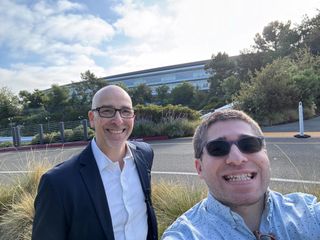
[[91, 106, 135, 119], [253, 231, 276, 240], [205, 136, 264, 157]]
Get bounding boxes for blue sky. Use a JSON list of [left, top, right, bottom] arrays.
[[1, 0, 319, 94]]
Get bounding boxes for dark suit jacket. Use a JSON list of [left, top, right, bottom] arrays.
[[32, 141, 158, 240]]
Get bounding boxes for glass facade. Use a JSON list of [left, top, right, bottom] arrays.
[[103, 60, 211, 94]]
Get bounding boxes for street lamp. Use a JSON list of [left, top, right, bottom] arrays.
[[8, 117, 13, 127], [45, 116, 50, 131]]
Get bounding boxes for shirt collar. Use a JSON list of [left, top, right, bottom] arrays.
[[263, 189, 273, 222], [205, 192, 270, 229], [91, 138, 133, 172]]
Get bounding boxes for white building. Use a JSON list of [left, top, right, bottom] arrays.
[[102, 59, 211, 93]]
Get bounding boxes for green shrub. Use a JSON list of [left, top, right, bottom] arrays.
[[132, 119, 160, 137], [30, 126, 95, 145], [158, 118, 200, 138], [134, 104, 200, 123], [0, 142, 13, 148], [132, 118, 199, 138], [31, 131, 61, 144]]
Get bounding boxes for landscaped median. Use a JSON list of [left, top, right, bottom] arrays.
[[0, 161, 205, 240], [1, 160, 320, 239]]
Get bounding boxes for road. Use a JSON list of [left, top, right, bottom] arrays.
[[0, 137, 320, 191]]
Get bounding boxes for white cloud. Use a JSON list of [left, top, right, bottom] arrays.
[[0, 55, 107, 93], [0, 0, 114, 93], [104, 0, 320, 75], [0, 0, 319, 94], [0, 0, 114, 60]]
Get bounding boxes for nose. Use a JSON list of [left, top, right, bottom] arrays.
[[111, 111, 124, 123], [225, 144, 248, 165]]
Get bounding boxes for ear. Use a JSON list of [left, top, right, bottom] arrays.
[[195, 159, 203, 178], [88, 110, 95, 129]]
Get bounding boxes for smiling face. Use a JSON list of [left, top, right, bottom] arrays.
[[88, 85, 134, 156], [195, 120, 271, 209]]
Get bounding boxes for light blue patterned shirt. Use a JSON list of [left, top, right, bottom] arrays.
[[162, 190, 320, 240]]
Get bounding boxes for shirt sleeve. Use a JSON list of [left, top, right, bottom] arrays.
[[162, 230, 188, 240], [309, 194, 320, 226]]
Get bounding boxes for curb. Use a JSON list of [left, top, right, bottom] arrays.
[[0, 136, 170, 153], [0, 141, 89, 153]]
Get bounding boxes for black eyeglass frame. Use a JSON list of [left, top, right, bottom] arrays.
[[204, 135, 265, 157], [91, 106, 135, 119]]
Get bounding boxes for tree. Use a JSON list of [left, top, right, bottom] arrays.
[[253, 21, 300, 57], [204, 52, 237, 108], [115, 82, 130, 92], [0, 87, 21, 125], [298, 11, 320, 55], [238, 50, 274, 82], [45, 84, 69, 120], [293, 49, 320, 112], [130, 84, 153, 105], [235, 57, 309, 124], [155, 85, 170, 105], [71, 70, 107, 107], [170, 82, 195, 107], [220, 76, 241, 103], [191, 88, 209, 110], [19, 89, 47, 109]]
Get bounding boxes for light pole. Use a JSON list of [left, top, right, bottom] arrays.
[[8, 117, 13, 127], [45, 116, 50, 132]]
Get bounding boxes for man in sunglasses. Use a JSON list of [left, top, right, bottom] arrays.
[[32, 85, 158, 240], [162, 110, 320, 240]]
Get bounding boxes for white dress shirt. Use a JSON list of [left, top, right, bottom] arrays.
[[91, 139, 148, 240]]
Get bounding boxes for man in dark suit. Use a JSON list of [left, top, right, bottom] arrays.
[[32, 85, 158, 240]]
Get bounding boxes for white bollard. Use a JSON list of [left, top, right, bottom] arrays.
[[294, 101, 310, 138]]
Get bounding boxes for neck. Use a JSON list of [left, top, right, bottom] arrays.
[[230, 196, 265, 231], [97, 141, 127, 167]]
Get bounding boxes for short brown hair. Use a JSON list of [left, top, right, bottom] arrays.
[[193, 110, 263, 159]]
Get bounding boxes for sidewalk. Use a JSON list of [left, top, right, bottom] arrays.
[[261, 115, 320, 138], [1, 116, 319, 153], [263, 131, 320, 138]]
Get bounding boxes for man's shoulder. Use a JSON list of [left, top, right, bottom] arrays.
[[44, 144, 92, 178], [270, 190, 319, 205], [269, 190, 320, 220], [129, 140, 152, 150]]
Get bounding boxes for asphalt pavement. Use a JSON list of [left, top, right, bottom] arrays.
[[0, 115, 319, 153], [262, 115, 320, 138]]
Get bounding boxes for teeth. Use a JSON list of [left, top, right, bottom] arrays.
[[109, 129, 124, 134], [224, 173, 253, 182]]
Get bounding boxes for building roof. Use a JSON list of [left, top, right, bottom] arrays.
[[103, 59, 210, 80]]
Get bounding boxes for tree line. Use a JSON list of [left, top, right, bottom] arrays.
[[1, 11, 320, 128]]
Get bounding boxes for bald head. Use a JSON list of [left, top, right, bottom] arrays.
[[91, 85, 132, 109]]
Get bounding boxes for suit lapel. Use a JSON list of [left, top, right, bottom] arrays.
[[78, 144, 115, 240]]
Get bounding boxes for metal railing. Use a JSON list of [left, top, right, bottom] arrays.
[[0, 119, 90, 147]]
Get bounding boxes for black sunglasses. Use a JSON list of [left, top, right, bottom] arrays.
[[205, 136, 264, 157]]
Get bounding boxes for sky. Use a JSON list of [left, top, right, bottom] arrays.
[[0, 0, 319, 94]]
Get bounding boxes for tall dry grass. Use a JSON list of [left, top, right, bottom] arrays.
[[152, 180, 207, 237], [0, 160, 319, 239], [0, 161, 52, 240]]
